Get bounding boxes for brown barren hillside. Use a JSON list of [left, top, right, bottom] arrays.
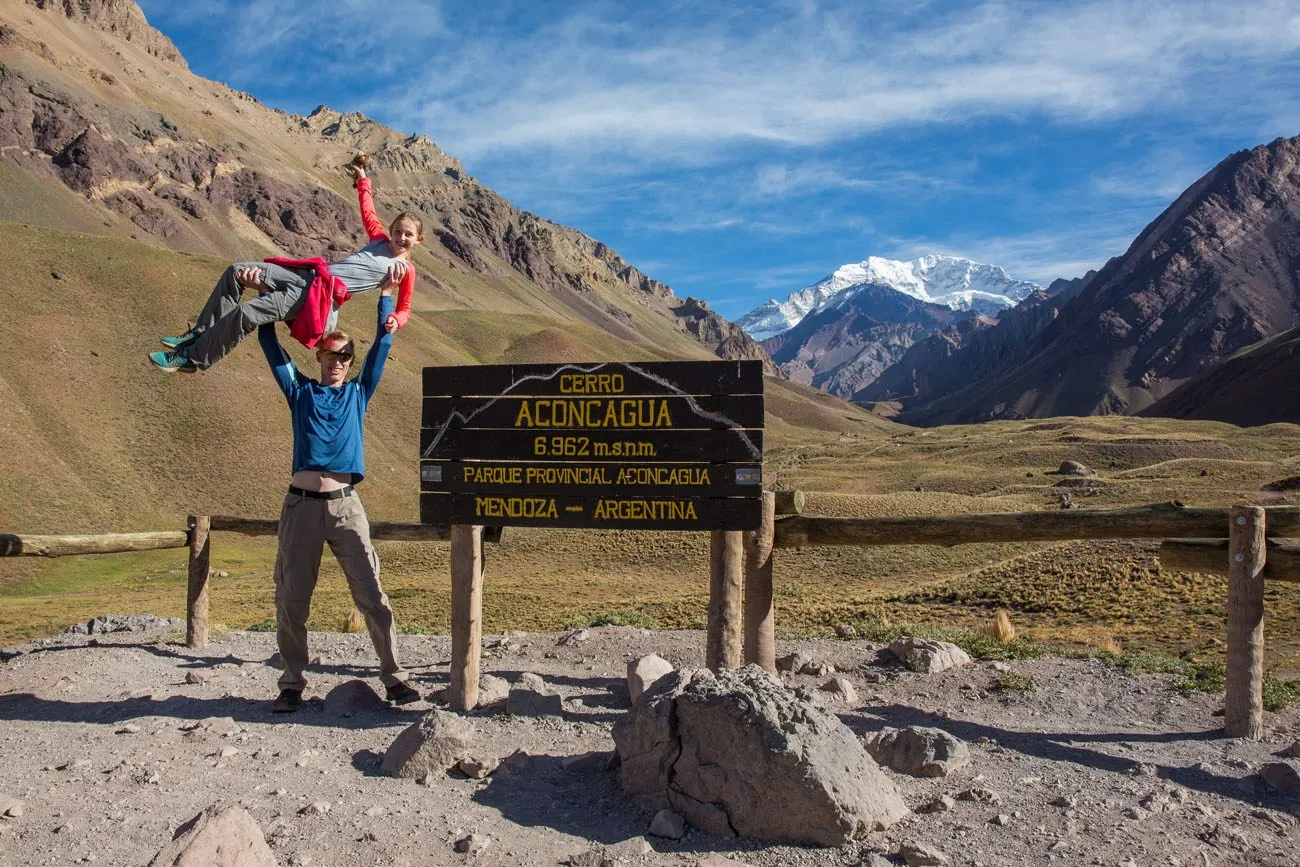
[[0, 1, 891, 532]]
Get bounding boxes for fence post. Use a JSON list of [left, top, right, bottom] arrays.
[[449, 524, 484, 712], [744, 491, 776, 673], [186, 515, 211, 650], [1225, 505, 1266, 739], [707, 530, 744, 671]]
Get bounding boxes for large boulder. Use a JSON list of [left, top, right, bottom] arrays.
[[862, 727, 970, 777], [147, 803, 275, 867], [612, 665, 907, 846], [382, 710, 474, 779]]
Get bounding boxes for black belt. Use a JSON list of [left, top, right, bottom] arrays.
[[288, 485, 354, 500]]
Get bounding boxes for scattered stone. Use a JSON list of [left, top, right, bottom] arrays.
[[888, 638, 972, 674], [565, 849, 616, 867], [1259, 762, 1300, 796], [990, 661, 1012, 673], [382, 710, 474, 779], [51, 270, 64, 279], [116, 724, 141, 735], [298, 801, 330, 816], [558, 628, 590, 646], [917, 795, 956, 814], [899, 840, 949, 867], [613, 665, 907, 846], [860, 855, 894, 867], [990, 813, 1011, 826], [0, 793, 25, 819], [1052, 460, 1096, 477], [776, 651, 811, 673], [819, 676, 858, 704], [835, 624, 857, 638], [1048, 840, 1070, 853], [801, 660, 836, 677], [476, 674, 510, 710], [218, 747, 239, 759], [453, 833, 491, 854], [457, 756, 499, 779], [648, 808, 686, 839], [323, 679, 386, 716], [696, 855, 750, 866], [184, 671, 208, 685], [955, 787, 1002, 805], [506, 672, 563, 716], [1280, 741, 1300, 759], [67, 614, 184, 636], [1049, 794, 1079, 809], [862, 726, 970, 777], [146, 803, 275, 867], [184, 717, 239, 738], [627, 654, 675, 703]]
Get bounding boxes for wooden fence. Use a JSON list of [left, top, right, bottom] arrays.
[[2, 498, 1291, 740]]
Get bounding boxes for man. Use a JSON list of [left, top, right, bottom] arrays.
[[253, 264, 420, 712]]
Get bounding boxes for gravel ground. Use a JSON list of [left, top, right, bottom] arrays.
[[0, 625, 1297, 866]]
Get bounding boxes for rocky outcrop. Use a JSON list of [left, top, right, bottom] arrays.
[[26, 0, 185, 66], [673, 297, 780, 375], [612, 666, 907, 846]]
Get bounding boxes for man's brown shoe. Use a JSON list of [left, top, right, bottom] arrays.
[[271, 688, 303, 713], [386, 681, 420, 706]]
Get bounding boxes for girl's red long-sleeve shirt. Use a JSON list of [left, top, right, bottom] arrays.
[[353, 176, 414, 329]]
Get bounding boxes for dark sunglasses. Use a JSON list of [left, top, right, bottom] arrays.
[[318, 348, 354, 362]]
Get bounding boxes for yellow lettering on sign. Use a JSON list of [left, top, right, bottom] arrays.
[[513, 398, 672, 428], [473, 497, 559, 519], [591, 500, 699, 521]]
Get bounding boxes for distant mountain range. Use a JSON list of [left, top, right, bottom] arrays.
[[738, 255, 1044, 398]]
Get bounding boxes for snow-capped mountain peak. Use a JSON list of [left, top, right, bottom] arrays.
[[737, 255, 1042, 340]]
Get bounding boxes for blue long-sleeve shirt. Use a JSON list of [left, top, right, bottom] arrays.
[[258, 294, 394, 483]]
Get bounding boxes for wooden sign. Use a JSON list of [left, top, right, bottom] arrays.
[[421, 360, 764, 531]]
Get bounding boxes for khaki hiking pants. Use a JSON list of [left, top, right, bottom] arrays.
[[273, 490, 409, 691]]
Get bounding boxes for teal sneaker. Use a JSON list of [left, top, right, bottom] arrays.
[[149, 350, 197, 373], [159, 331, 197, 349]]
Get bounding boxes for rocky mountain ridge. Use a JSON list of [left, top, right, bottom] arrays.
[[876, 135, 1300, 424]]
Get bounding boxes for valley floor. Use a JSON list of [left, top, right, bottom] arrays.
[[0, 626, 1297, 866]]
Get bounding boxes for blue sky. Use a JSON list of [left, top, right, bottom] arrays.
[[137, 0, 1300, 319]]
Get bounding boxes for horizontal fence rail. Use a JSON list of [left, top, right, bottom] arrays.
[[1160, 538, 1300, 582], [0, 531, 190, 557], [773, 502, 1300, 549]]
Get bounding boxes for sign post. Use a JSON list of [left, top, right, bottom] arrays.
[[421, 360, 765, 710]]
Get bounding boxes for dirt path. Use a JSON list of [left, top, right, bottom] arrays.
[[0, 625, 1297, 866]]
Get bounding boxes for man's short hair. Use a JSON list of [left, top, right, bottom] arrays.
[[319, 331, 354, 355]]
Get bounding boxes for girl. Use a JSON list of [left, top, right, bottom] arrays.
[[149, 160, 423, 372]]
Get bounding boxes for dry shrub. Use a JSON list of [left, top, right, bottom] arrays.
[[343, 608, 366, 633], [984, 609, 1016, 643], [1093, 632, 1123, 655]]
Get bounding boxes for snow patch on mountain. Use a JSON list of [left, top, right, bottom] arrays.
[[738, 255, 1043, 340]]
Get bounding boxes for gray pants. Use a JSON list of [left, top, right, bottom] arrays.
[[273, 490, 409, 691], [186, 263, 311, 369]]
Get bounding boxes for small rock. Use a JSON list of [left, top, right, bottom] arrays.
[[382, 710, 474, 779], [116, 724, 141, 735], [1260, 761, 1300, 796], [299, 801, 330, 816], [506, 672, 563, 716], [184, 671, 208, 685], [899, 840, 949, 867], [956, 787, 1001, 805], [453, 833, 491, 854], [1049, 794, 1078, 809], [146, 803, 274, 866], [218, 747, 238, 759], [991, 661, 1012, 673], [649, 808, 686, 839], [696, 855, 751, 866], [323, 679, 386, 716], [1053, 460, 1095, 476], [801, 660, 835, 677], [917, 795, 956, 814], [560, 750, 618, 772], [1280, 741, 1300, 759], [863, 727, 970, 777], [458, 756, 499, 779], [627, 653, 675, 703], [1048, 840, 1070, 852], [474, 674, 510, 710], [888, 637, 972, 674], [558, 628, 590, 646], [860, 856, 894, 867], [0, 793, 25, 819], [565, 849, 615, 867], [819, 676, 858, 704], [990, 813, 1010, 826], [776, 651, 811, 673], [51, 270, 64, 280]]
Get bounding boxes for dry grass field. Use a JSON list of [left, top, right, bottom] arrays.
[[5, 414, 1300, 683]]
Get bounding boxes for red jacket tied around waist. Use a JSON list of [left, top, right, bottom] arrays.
[[264, 257, 351, 349]]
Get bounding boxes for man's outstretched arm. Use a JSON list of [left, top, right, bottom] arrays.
[[357, 291, 396, 401], [258, 320, 297, 401]]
